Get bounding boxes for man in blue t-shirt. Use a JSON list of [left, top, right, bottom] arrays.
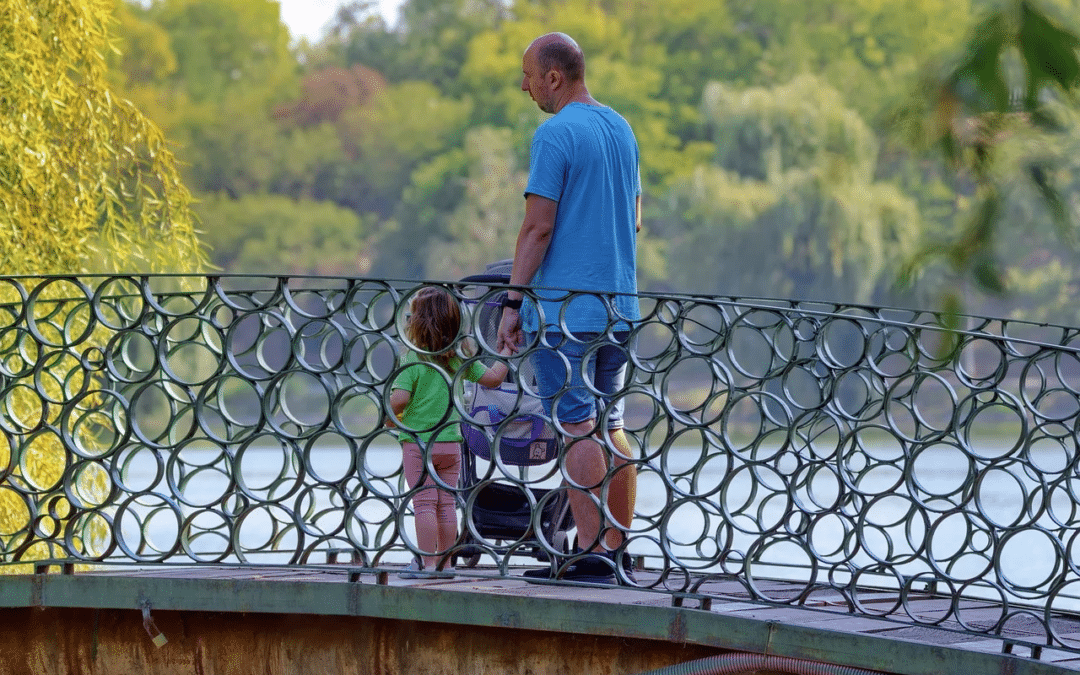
[[497, 32, 641, 586]]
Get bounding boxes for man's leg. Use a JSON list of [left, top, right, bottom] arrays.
[[559, 425, 637, 554], [560, 419, 607, 552], [592, 337, 635, 552], [527, 332, 640, 583], [560, 339, 637, 555], [603, 428, 637, 551], [529, 334, 604, 553]]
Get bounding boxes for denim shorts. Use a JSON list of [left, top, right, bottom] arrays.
[[528, 331, 629, 428]]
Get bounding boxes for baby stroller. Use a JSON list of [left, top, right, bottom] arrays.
[[455, 261, 574, 568]]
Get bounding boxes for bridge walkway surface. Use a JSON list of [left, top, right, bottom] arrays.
[[0, 563, 1076, 675]]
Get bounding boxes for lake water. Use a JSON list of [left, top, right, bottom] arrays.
[[103, 436, 1075, 612]]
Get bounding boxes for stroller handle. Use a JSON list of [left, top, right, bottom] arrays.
[[458, 273, 511, 285]]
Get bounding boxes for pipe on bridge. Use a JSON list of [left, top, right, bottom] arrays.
[[634, 652, 886, 675]]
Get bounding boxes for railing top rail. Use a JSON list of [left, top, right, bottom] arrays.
[[3, 273, 1079, 347]]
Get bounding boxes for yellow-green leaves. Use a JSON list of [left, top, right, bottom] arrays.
[[1, 0, 206, 275], [0, 0, 206, 570]]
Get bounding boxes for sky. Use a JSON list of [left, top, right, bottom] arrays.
[[277, 0, 405, 42]]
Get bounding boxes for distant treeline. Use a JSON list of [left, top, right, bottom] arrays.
[[111, 0, 1080, 324]]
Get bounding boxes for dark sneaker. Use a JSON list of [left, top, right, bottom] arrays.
[[523, 552, 615, 585], [612, 551, 638, 586]]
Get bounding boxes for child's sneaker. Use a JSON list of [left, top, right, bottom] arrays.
[[434, 565, 456, 578], [399, 560, 456, 579], [399, 560, 424, 579]]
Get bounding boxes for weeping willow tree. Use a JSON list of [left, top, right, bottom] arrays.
[[664, 74, 923, 304], [0, 0, 207, 566], [1, 0, 206, 273]]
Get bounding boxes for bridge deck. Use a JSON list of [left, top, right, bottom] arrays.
[[16, 563, 1070, 675]]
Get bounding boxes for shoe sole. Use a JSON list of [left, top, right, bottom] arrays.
[[522, 572, 616, 585]]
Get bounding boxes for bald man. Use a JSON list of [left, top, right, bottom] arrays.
[[497, 33, 641, 586]]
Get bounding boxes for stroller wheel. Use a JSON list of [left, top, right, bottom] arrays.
[[536, 531, 571, 563], [554, 531, 571, 555], [460, 551, 481, 569]]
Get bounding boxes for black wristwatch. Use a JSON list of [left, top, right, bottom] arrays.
[[500, 295, 523, 311]]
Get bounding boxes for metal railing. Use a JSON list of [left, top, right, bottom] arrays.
[[2, 274, 1080, 654]]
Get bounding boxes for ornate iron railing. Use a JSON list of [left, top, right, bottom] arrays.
[[3, 274, 1080, 654]]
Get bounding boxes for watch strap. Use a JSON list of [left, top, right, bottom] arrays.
[[500, 296, 523, 310]]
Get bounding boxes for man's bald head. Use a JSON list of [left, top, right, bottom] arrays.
[[528, 32, 585, 83]]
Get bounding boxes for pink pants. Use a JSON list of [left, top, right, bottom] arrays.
[[401, 441, 461, 568]]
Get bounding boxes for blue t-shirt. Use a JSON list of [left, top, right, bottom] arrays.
[[523, 103, 641, 333]]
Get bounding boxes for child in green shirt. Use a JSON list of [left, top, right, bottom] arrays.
[[389, 286, 513, 577]]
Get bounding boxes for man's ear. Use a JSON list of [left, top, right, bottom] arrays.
[[546, 68, 563, 90]]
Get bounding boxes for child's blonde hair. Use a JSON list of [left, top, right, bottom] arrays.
[[405, 286, 461, 369]]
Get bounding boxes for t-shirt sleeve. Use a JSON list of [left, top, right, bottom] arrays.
[[391, 353, 419, 392], [524, 129, 566, 202], [463, 360, 488, 384]]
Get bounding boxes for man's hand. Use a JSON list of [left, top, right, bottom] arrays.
[[497, 306, 522, 353]]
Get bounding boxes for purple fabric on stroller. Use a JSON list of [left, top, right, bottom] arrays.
[[461, 383, 557, 465]]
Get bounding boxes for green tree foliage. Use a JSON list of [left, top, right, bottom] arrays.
[[719, 0, 970, 122], [897, 0, 1080, 319], [123, 0, 301, 197], [100, 0, 1080, 323], [2, 0, 206, 274], [332, 0, 508, 91], [196, 194, 373, 275], [148, 0, 296, 105], [110, 0, 178, 90], [180, 109, 348, 199], [337, 81, 474, 216], [664, 76, 921, 303], [423, 126, 527, 280]]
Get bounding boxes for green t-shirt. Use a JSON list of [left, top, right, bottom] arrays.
[[391, 351, 487, 444]]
